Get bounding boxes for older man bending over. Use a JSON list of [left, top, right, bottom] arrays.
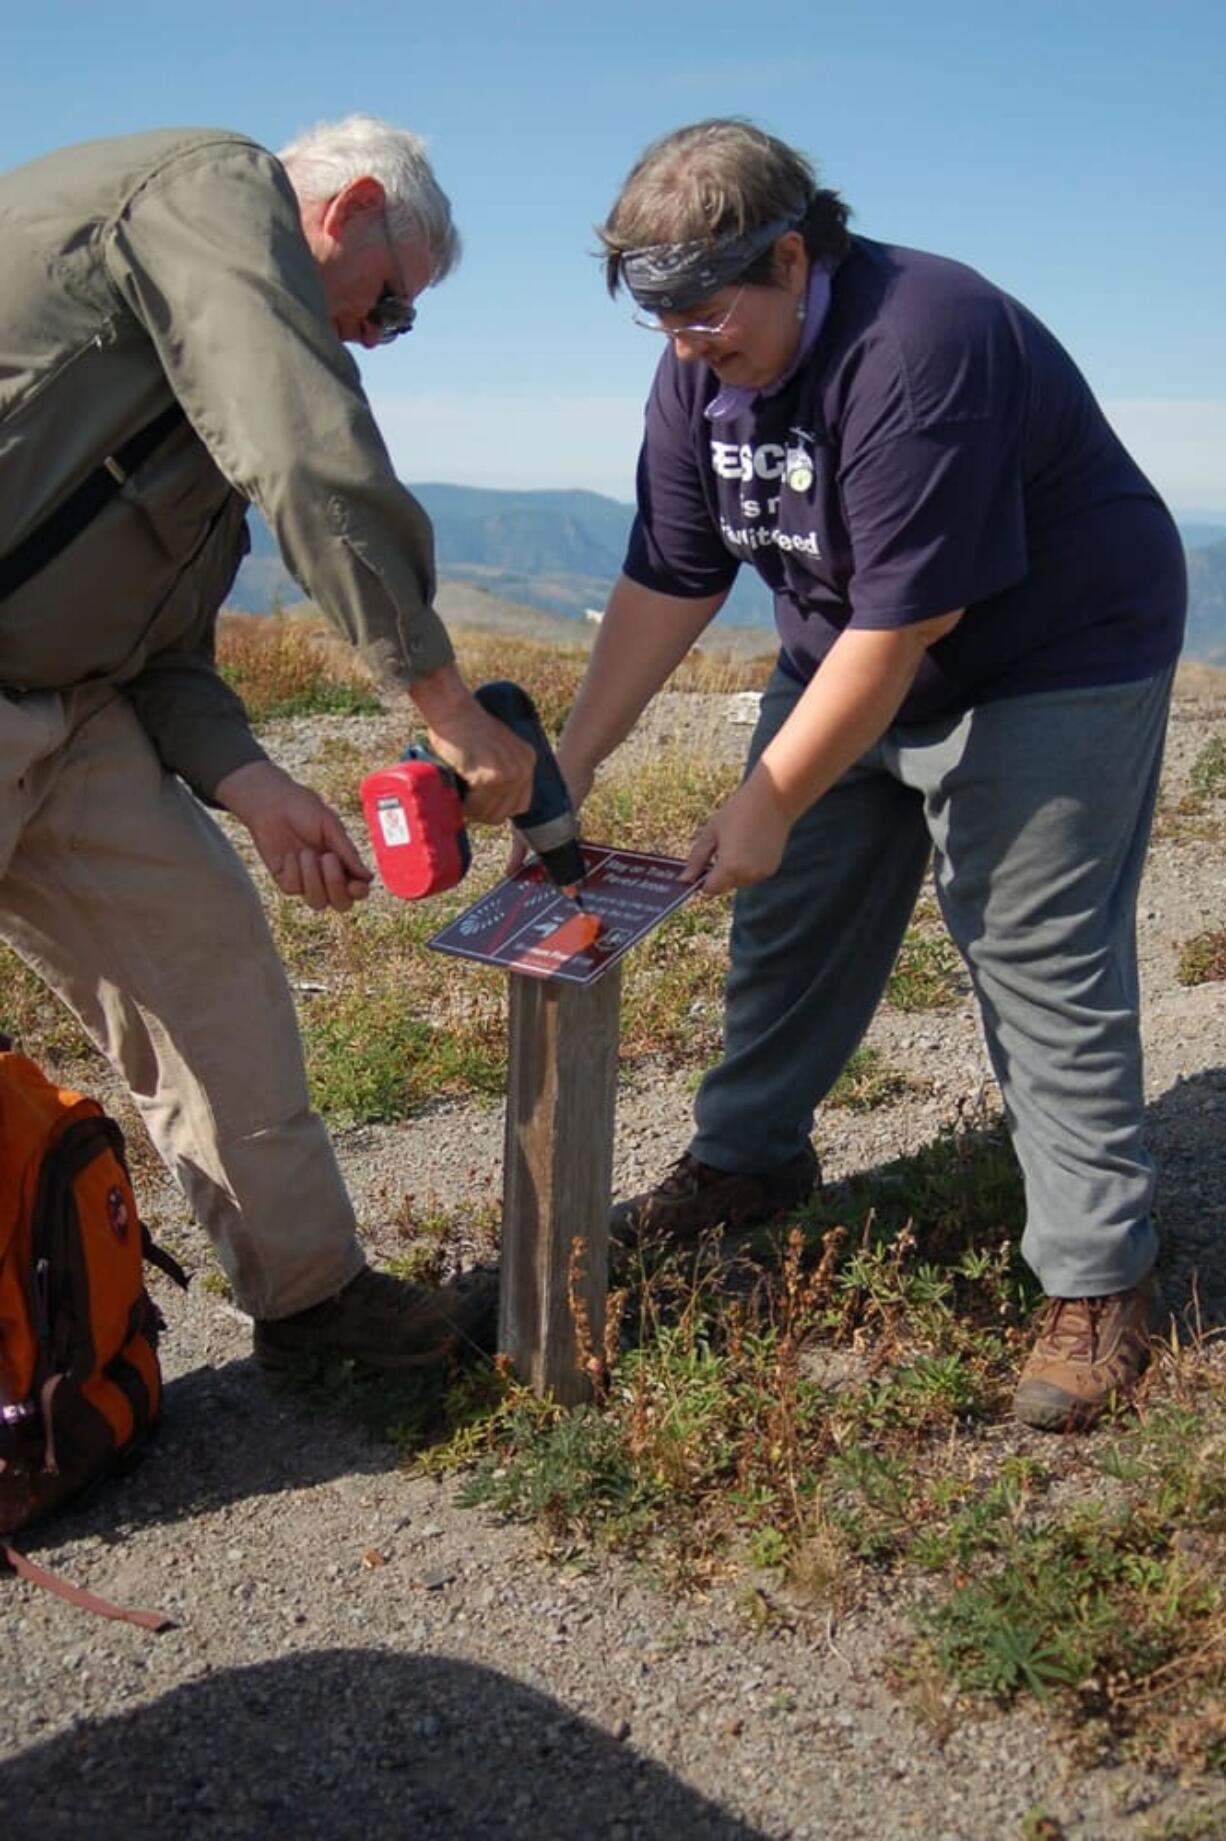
[[0, 114, 532, 1371]]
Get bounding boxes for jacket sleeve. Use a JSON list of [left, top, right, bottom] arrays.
[[123, 634, 270, 803], [101, 136, 455, 695]]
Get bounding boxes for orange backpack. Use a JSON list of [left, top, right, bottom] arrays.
[[0, 1040, 185, 1544]]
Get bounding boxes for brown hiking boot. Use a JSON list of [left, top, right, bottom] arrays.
[[253, 1265, 499, 1373], [611, 1144, 819, 1249], [1012, 1278, 1160, 1431]]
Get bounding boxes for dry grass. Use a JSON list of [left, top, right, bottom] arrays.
[[216, 611, 381, 720], [448, 628, 771, 728], [428, 1158, 1226, 1771], [4, 615, 1224, 1779], [397, 1199, 1224, 1775], [1153, 735, 1226, 845]]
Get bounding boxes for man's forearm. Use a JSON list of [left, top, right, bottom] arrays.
[[407, 660, 477, 728]]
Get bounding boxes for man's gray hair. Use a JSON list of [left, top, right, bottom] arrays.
[[279, 113, 460, 282]]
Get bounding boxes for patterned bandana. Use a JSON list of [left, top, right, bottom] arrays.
[[621, 215, 798, 314]]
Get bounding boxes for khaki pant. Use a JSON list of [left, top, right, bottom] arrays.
[[0, 685, 363, 1319]]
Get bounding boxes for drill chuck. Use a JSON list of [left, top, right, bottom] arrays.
[[523, 820, 586, 893]]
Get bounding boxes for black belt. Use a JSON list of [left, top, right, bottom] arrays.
[[0, 403, 187, 601]]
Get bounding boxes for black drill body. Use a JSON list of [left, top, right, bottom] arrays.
[[472, 681, 586, 896]]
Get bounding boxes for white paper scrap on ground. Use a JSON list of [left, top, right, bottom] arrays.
[[727, 691, 763, 725]]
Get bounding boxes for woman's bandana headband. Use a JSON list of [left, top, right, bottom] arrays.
[[620, 215, 798, 314]]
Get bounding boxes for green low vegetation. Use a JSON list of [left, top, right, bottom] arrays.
[[1176, 929, 1226, 987], [828, 1044, 926, 1110], [362, 1119, 1226, 1772], [0, 954, 98, 1065], [1189, 736, 1226, 802], [887, 898, 965, 1010], [1154, 736, 1226, 845], [5, 611, 1223, 1777]]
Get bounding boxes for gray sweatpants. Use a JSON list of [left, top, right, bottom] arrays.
[[691, 665, 1175, 1298], [0, 684, 363, 1319]]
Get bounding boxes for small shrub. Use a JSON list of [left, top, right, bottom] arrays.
[[1189, 737, 1226, 802], [461, 1404, 663, 1550], [1176, 929, 1226, 987], [888, 905, 964, 1011], [828, 1046, 923, 1111]]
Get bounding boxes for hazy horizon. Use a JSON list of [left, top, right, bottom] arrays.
[[6, 1, 1223, 518]]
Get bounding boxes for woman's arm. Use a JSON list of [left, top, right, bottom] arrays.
[[686, 608, 964, 895], [555, 572, 729, 804]]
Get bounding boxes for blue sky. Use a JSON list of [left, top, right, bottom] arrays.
[[7, 0, 1225, 513]]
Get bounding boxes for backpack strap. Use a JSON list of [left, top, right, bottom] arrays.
[[2, 1541, 175, 1631], [140, 1223, 190, 1291], [0, 403, 188, 602]]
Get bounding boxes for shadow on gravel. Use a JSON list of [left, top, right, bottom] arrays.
[[1147, 1063, 1226, 1330], [16, 1068, 1222, 1555], [0, 1647, 766, 1840], [15, 1356, 400, 1553]]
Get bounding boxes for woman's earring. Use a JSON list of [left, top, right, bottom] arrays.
[[795, 297, 806, 321]]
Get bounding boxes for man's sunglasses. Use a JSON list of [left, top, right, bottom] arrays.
[[368, 286, 417, 342], [369, 211, 418, 343]]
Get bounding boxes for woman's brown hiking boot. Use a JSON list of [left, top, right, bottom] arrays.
[[610, 1144, 819, 1249], [1012, 1277, 1160, 1431]]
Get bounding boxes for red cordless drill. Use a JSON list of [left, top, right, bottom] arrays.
[[360, 681, 586, 903]]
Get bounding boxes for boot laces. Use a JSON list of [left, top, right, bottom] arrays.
[[657, 1152, 711, 1199], [1038, 1296, 1110, 1361]]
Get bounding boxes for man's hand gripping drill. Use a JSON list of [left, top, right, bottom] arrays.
[[361, 681, 587, 905]]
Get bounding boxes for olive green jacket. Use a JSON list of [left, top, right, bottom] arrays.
[[0, 127, 454, 796]]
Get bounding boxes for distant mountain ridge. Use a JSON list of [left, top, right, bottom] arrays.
[[230, 484, 1226, 664], [410, 483, 629, 577], [232, 482, 777, 631]]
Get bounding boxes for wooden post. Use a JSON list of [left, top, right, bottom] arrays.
[[499, 965, 622, 1404]]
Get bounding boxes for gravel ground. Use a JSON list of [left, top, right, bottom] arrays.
[[2, 666, 1223, 1841]]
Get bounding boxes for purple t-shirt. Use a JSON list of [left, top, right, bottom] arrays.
[[624, 237, 1187, 722]]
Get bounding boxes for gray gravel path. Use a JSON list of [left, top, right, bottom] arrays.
[[3, 669, 1223, 1841]]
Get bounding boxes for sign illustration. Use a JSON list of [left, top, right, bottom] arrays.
[[428, 845, 698, 985]]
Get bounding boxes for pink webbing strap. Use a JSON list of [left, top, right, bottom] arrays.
[[2, 1542, 176, 1631]]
